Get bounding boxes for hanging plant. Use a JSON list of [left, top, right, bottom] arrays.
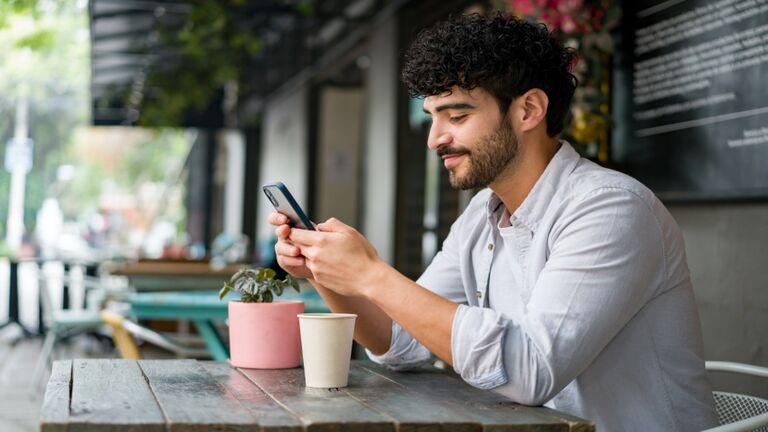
[[136, 0, 313, 127]]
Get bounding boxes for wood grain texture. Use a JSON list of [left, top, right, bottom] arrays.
[[40, 359, 594, 432], [200, 361, 303, 432], [139, 359, 257, 432], [69, 359, 165, 432], [240, 367, 394, 432], [39, 360, 71, 432], [360, 361, 579, 432], [536, 407, 596, 432], [342, 364, 481, 432]]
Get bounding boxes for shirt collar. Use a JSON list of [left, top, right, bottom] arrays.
[[485, 141, 581, 232]]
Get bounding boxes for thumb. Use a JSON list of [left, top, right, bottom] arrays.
[[316, 217, 347, 232]]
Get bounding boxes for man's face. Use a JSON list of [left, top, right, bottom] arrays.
[[423, 87, 519, 190]]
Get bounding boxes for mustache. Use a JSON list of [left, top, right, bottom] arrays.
[[436, 146, 470, 158]]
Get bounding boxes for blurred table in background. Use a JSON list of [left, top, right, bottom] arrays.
[[126, 288, 328, 360], [107, 260, 246, 292]]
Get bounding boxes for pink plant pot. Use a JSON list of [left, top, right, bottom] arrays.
[[228, 300, 304, 369]]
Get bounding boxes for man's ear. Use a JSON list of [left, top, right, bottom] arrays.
[[515, 88, 548, 133]]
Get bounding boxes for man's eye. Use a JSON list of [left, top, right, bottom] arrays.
[[449, 114, 467, 123]]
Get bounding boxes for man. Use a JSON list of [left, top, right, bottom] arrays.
[[269, 14, 717, 431]]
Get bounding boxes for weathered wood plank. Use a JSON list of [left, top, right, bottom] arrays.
[[70, 359, 165, 432], [342, 364, 481, 432], [200, 361, 303, 432], [139, 359, 257, 432], [360, 361, 584, 432], [535, 407, 596, 432], [39, 360, 71, 432], [240, 367, 394, 432]]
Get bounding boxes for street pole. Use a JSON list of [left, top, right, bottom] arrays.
[[5, 91, 30, 252]]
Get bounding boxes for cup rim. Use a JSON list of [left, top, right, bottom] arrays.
[[297, 313, 357, 319], [230, 299, 304, 304]]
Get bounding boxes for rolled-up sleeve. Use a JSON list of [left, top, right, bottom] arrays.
[[365, 320, 433, 369], [451, 304, 510, 388]]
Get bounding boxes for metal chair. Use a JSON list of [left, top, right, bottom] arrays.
[[30, 271, 107, 388], [99, 309, 211, 359], [702, 361, 768, 432]]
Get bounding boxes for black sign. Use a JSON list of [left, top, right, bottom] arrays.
[[613, 0, 768, 200]]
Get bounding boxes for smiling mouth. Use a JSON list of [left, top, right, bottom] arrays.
[[442, 153, 466, 169]]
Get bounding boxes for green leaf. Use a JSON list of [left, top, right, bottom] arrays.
[[219, 282, 232, 300], [15, 29, 55, 51], [224, 266, 297, 302], [262, 267, 277, 280], [262, 290, 273, 303], [287, 276, 300, 293]]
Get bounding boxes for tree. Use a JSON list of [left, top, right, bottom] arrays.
[[0, 1, 89, 241]]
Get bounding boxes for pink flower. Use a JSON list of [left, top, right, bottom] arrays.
[[561, 16, 577, 33], [510, 0, 536, 15]]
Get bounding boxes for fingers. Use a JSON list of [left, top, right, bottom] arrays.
[[278, 254, 306, 268], [268, 212, 289, 226], [275, 224, 291, 240], [289, 227, 325, 246], [275, 241, 301, 257], [316, 217, 348, 232]]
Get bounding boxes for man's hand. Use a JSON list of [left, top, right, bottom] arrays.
[[268, 212, 313, 279], [289, 218, 385, 298]]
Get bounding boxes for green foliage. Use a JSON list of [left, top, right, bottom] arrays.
[[0, 0, 40, 26], [0, 1, 89, 228], [0, 0, 67, 34], [219, 267, 300, 303], [56, 128, 191, 223], [138, 0, 262, 127], [0, 239, 12, 258], [290, 0, 314, 17], [136, 0, 312, 127], [59, 162, 102, 217], [14, 29, 55, 51]]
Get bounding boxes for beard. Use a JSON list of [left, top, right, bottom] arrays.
[[438, 119, 519, 190]]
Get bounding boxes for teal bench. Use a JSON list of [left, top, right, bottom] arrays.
[[128, 289, 328, 360]]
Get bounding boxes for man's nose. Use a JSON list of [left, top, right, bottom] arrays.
[[427, 122, 452, 150]]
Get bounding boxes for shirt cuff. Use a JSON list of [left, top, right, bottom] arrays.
[[452, 304, 509, 389], [365, 320, 433, 370]]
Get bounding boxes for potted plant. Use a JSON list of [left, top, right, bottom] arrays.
[[220, 267, 304, 369]]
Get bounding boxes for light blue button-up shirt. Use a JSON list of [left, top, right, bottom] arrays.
[[368, 142, 718, 431]]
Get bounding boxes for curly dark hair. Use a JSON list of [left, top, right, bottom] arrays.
[[402, 13, 577, 137]]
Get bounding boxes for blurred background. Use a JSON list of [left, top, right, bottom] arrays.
[[0, 0, 767, 429]]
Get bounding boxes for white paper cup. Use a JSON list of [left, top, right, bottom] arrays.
[[297, 313, 357, 388]]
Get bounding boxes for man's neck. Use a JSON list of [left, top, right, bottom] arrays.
[[490, 137, 561, 214]]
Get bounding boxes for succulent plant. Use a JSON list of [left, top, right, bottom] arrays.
[[219, 267, 300, 303]]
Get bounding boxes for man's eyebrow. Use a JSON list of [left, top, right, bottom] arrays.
[[422, 102, 476, 114]]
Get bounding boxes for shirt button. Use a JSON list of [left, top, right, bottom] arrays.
[[487, 243, 494, 251]]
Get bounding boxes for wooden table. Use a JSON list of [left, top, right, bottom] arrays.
[[41, 359, 593, 431]]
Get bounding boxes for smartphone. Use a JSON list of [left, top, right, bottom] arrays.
[[262, 182, 315, 230]]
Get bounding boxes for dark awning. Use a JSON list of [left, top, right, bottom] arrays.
[[88, 0, 398, 127]]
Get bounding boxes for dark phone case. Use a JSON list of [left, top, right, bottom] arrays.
[[262, 182, 314, 230]]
